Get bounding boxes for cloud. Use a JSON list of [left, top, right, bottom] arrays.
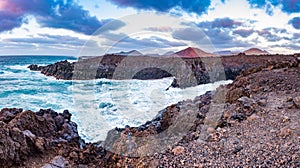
[[0, 12, 23, 32], [107, 0, 212, 15], [98, 32, 129, 42], [201, 28, 251, 49], [233, 29, 254, 37], [39, 34, 87, 46], [289, 17, 300, 29], [198, 17, 242, 29], [5, 34, 86, 46], [247, 0, 268, 8], [272, 43, 300, 50], [144, 26, 173, 32], [293, 33, 300, 38], [189, 18, 251, 49], [92, 19, 126, 34], [265, 3, 275, 15], [172, 27, 207, 41], [1, 42, 37, 49], [256, 29, 282, 42], [152, 36, 186, 47], [263, 27, 287, 33], [204, 29, 231, 44], [211, 18, 242, 28], [0, 0, 116, 35], [247, 0, 300, 14], [256, 29, 271, 36], [115, 36, 185, 49]]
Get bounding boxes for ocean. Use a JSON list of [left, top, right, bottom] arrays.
[[0, 55, 232, 142]]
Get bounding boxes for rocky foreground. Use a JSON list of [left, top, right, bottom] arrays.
[[2, 57, 300, 167]]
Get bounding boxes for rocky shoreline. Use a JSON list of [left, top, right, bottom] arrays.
[[28, 54, 297, 88], [28, 60, 74, 80], [2, 56, 299, 167]]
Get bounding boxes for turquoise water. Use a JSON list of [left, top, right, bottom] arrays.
[[0, 56, 231, 142], [0, 56, 76, 110]]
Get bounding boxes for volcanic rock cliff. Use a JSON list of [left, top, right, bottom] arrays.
[[28, 54, 297, 88], [28, 60, 74, 80]]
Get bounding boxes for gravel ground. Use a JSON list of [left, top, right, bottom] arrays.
[[105, 66, 300, 168]]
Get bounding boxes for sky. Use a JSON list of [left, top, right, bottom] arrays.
[[0, 0, 300, 56]]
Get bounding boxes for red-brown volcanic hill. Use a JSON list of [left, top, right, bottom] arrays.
[[243, 48, 269, 55], [172, 47, 217, 58]]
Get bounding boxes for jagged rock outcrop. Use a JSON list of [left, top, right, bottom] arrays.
[[28, 60, 74, 80], [28, 64, 44, 71], [41, 60, 74, 80], [221, 54, 297, 80], [0, 108, 82, 167]]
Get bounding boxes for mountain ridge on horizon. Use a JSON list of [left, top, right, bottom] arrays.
[[104, 47, 276, 58], [113, 50, 143, 56]]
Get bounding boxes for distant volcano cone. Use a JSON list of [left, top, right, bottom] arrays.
[[243, 48, 269, 55], [115, 50, 143, 56], [172, 47, 217, 58]]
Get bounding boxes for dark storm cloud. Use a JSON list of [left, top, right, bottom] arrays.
[[197, 17, 242, 29], [247, 0, 300, 14], [107, 0, 212, 15], [0, 0, 119, 35], [289, 17, 300, 29]]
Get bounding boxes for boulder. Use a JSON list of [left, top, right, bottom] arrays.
[[238, 96, 256, 108], [293, 96, 300, 109], [0, 108, 82, 167], [42, 156, 70, 168], [172, 146, 185, 155], [27, 64, 43, 71]]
